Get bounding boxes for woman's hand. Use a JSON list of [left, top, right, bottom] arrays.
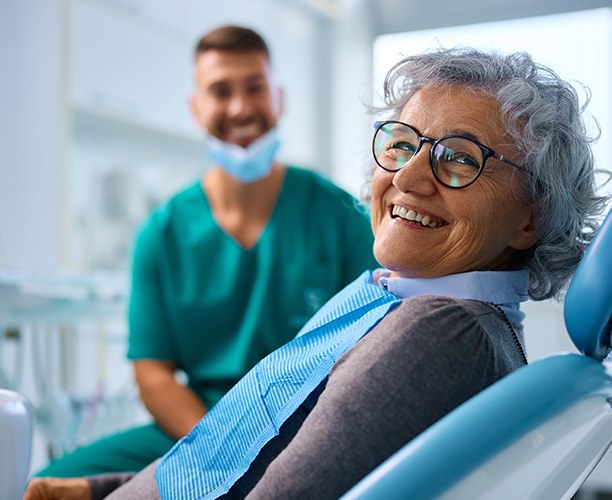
[[23, 477, 92, 500]]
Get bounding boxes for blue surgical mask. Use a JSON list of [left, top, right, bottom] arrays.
[[207, 128, 281, 183]]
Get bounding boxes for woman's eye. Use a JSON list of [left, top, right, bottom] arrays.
[[452, 154, 480, 168], [391, 141, 416, 154]]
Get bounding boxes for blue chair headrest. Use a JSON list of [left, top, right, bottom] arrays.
[[564, 209, 612, 360]]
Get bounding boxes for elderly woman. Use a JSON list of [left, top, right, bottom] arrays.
[[26, 47, 607, 500]]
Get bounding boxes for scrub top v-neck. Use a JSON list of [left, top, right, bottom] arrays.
[[128, 167, 378, 409]]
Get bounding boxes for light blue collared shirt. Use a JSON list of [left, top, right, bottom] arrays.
[[373, 269, 529, 327]]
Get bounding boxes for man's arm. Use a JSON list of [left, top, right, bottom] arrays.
[[134, 360, 207, 440]]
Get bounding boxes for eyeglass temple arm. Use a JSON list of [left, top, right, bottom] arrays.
[[495, 153, 527, 173]]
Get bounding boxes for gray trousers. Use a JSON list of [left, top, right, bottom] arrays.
[[101, 296, 522, 499]]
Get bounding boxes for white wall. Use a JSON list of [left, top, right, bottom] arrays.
[[329, 0, 376, 198], [0, 0, 68, 268]]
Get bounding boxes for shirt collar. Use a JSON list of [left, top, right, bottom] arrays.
[[373, 269, 529, 325]]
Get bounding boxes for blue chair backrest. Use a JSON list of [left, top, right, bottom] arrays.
[[564, 209, 612, 360]]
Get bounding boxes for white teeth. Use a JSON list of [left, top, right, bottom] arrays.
[[391, 205, 441, 228], [229, 124, 260, 139]]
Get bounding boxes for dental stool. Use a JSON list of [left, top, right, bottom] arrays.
[[343, 209, 612, 500]]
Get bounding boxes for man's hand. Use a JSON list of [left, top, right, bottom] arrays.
[[23, 477, 92, 500]]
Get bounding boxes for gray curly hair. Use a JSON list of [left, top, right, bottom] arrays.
[[372, 47, 609, 301]]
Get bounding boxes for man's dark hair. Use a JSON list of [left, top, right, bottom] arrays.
[[195, 25, 270, 61]]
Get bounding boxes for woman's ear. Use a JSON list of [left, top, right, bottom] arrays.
[[509, 209, 538, 251]]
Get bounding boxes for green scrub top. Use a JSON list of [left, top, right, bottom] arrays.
[[127, 167, 377, 409]]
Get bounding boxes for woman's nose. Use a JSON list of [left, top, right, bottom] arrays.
[[391, 147, 437, 195]]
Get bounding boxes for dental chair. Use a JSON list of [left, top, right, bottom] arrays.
[[343, 209, 612, 500], [0, 388, 33, 500]]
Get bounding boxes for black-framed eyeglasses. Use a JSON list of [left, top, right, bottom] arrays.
[[372, 120, 526, 189]]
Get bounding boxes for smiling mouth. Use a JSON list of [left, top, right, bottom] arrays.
[[391, 205, 446, 228], [224, 123, 263, 145], [230, 124, 260, 138]]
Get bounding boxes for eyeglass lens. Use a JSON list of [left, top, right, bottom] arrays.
[[373, 122, 484, 188]]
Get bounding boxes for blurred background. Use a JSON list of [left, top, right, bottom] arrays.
[[1, 0, 611, 495]]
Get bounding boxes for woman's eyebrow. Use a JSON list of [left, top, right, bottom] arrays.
[[445, 129, 482, 143]]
